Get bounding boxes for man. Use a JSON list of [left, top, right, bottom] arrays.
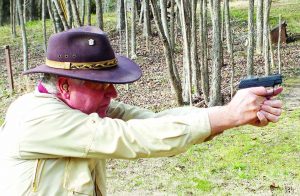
[[0, 26, 283, 195]]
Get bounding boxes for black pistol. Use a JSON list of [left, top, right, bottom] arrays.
[[238, 74, 283, 89]]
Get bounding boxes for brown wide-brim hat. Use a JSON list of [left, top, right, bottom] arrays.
[[23, 26, 142, 84]]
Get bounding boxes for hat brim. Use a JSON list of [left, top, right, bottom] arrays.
[[23, 55, 142, 84]]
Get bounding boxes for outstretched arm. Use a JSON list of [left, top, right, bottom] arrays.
[[207, 87, 283, 138]]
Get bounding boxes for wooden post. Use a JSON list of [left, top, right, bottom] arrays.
[[278, 15, 282, 74], [4, 45, 14, 93]]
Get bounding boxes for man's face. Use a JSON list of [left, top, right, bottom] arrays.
[[58, 78, 118, 117]]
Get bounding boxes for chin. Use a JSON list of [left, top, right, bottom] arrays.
[[97, 111, 106, 118]]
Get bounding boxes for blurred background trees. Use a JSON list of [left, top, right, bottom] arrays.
[[0, 0, 279, 106]]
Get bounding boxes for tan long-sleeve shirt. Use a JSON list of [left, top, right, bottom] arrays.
[[0, 91, 211, 196]]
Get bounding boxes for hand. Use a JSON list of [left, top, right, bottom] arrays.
[[250, 87, 283, 127], [226, 87, 283, 127], [207, 86, 283, 137]]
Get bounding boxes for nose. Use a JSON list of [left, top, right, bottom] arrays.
[[104, 84, 118, 98]]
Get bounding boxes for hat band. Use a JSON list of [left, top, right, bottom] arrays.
[[46, 58, 118, 70]]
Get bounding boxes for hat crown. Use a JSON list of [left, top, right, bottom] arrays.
[[23, 26, 142, 84], [47, 26, 115, 63]]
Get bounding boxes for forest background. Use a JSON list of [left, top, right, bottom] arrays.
[[0, 0, 299, 195]]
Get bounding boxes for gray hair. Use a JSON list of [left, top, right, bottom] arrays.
[[39, 74, 85, 94], [40, 74, 59, 94]]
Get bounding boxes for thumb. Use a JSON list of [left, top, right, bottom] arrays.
[[249, 87, 268, 96], [271, 86, 283, 97], [249, 86, 283, 97]]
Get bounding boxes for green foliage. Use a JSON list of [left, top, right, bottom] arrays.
[[192, 178, 213, 191], [105, 0, 117, 12], [230, 0, 300, 33], [102, 12, 118, 32]]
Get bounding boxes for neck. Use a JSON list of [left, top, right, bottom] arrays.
[[38, 81, 49, 94]]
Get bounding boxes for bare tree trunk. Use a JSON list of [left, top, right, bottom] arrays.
[[179, 0, 192, 105], [170, 0, 175, 50], [278, 15, 282, 74], [125, 0, 129, 57], [143, 0, 151, 51], [200, 0, 209, 105], [138, 1, 144, 25], [95, 0, 103, 29], [15, 1, 20, 26], [17, 0, 28, 71], [124, 0, 130, 91], [224, 0, 234, 98], [0, 0, 3, 26], [10, 0, 17, 37], [81, 0, 85, 25], [118, 0, 126, 54], [191, 0, 201, 98], [75, 0, 79, 9], [23, 0, 26, 24], [29, 0, 34, 21], [87, 0, 91, 25], [38, 0, 42, 19], [51, 0, 64, 32], [47, 0, 58, 33], [66, 0, 73, 27], [117, 0, 125, 31], [160, 0, 170, 44], [221, 0, 225, 41], [53, 0, 70, 30], [208, 0, 213, 19], [263, 0, 271, 76], [150, 0, 183, 105], [256, 0, 263, 54], [42, 0, 47, 53], [269, 29, 275, 68], [172, 3, 181, 83], [131, 0, 137, 59], [175, 5, 181, 44], [209, 0, 222, 106], [135, 0, 139, 22], [71, 0, 82, 27], [117, 0, 126, 56], [247, 0, 254, 76]]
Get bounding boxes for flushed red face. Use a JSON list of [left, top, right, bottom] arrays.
[[57, 77, 118, 117]]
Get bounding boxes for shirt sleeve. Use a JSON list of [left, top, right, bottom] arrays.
[[107, 100, 207, 120], [11, 96, 211, 159], [107, 100, 156, 120]]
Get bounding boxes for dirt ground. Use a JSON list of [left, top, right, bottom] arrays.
[[284, 75, 300, 110]]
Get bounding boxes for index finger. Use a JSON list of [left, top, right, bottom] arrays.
[[269, 86, 283, 97]]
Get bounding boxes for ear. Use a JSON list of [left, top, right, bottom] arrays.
[[57, 77, 70, 100]]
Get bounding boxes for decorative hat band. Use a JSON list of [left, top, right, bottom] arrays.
[[45, 58, 118, 70]]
